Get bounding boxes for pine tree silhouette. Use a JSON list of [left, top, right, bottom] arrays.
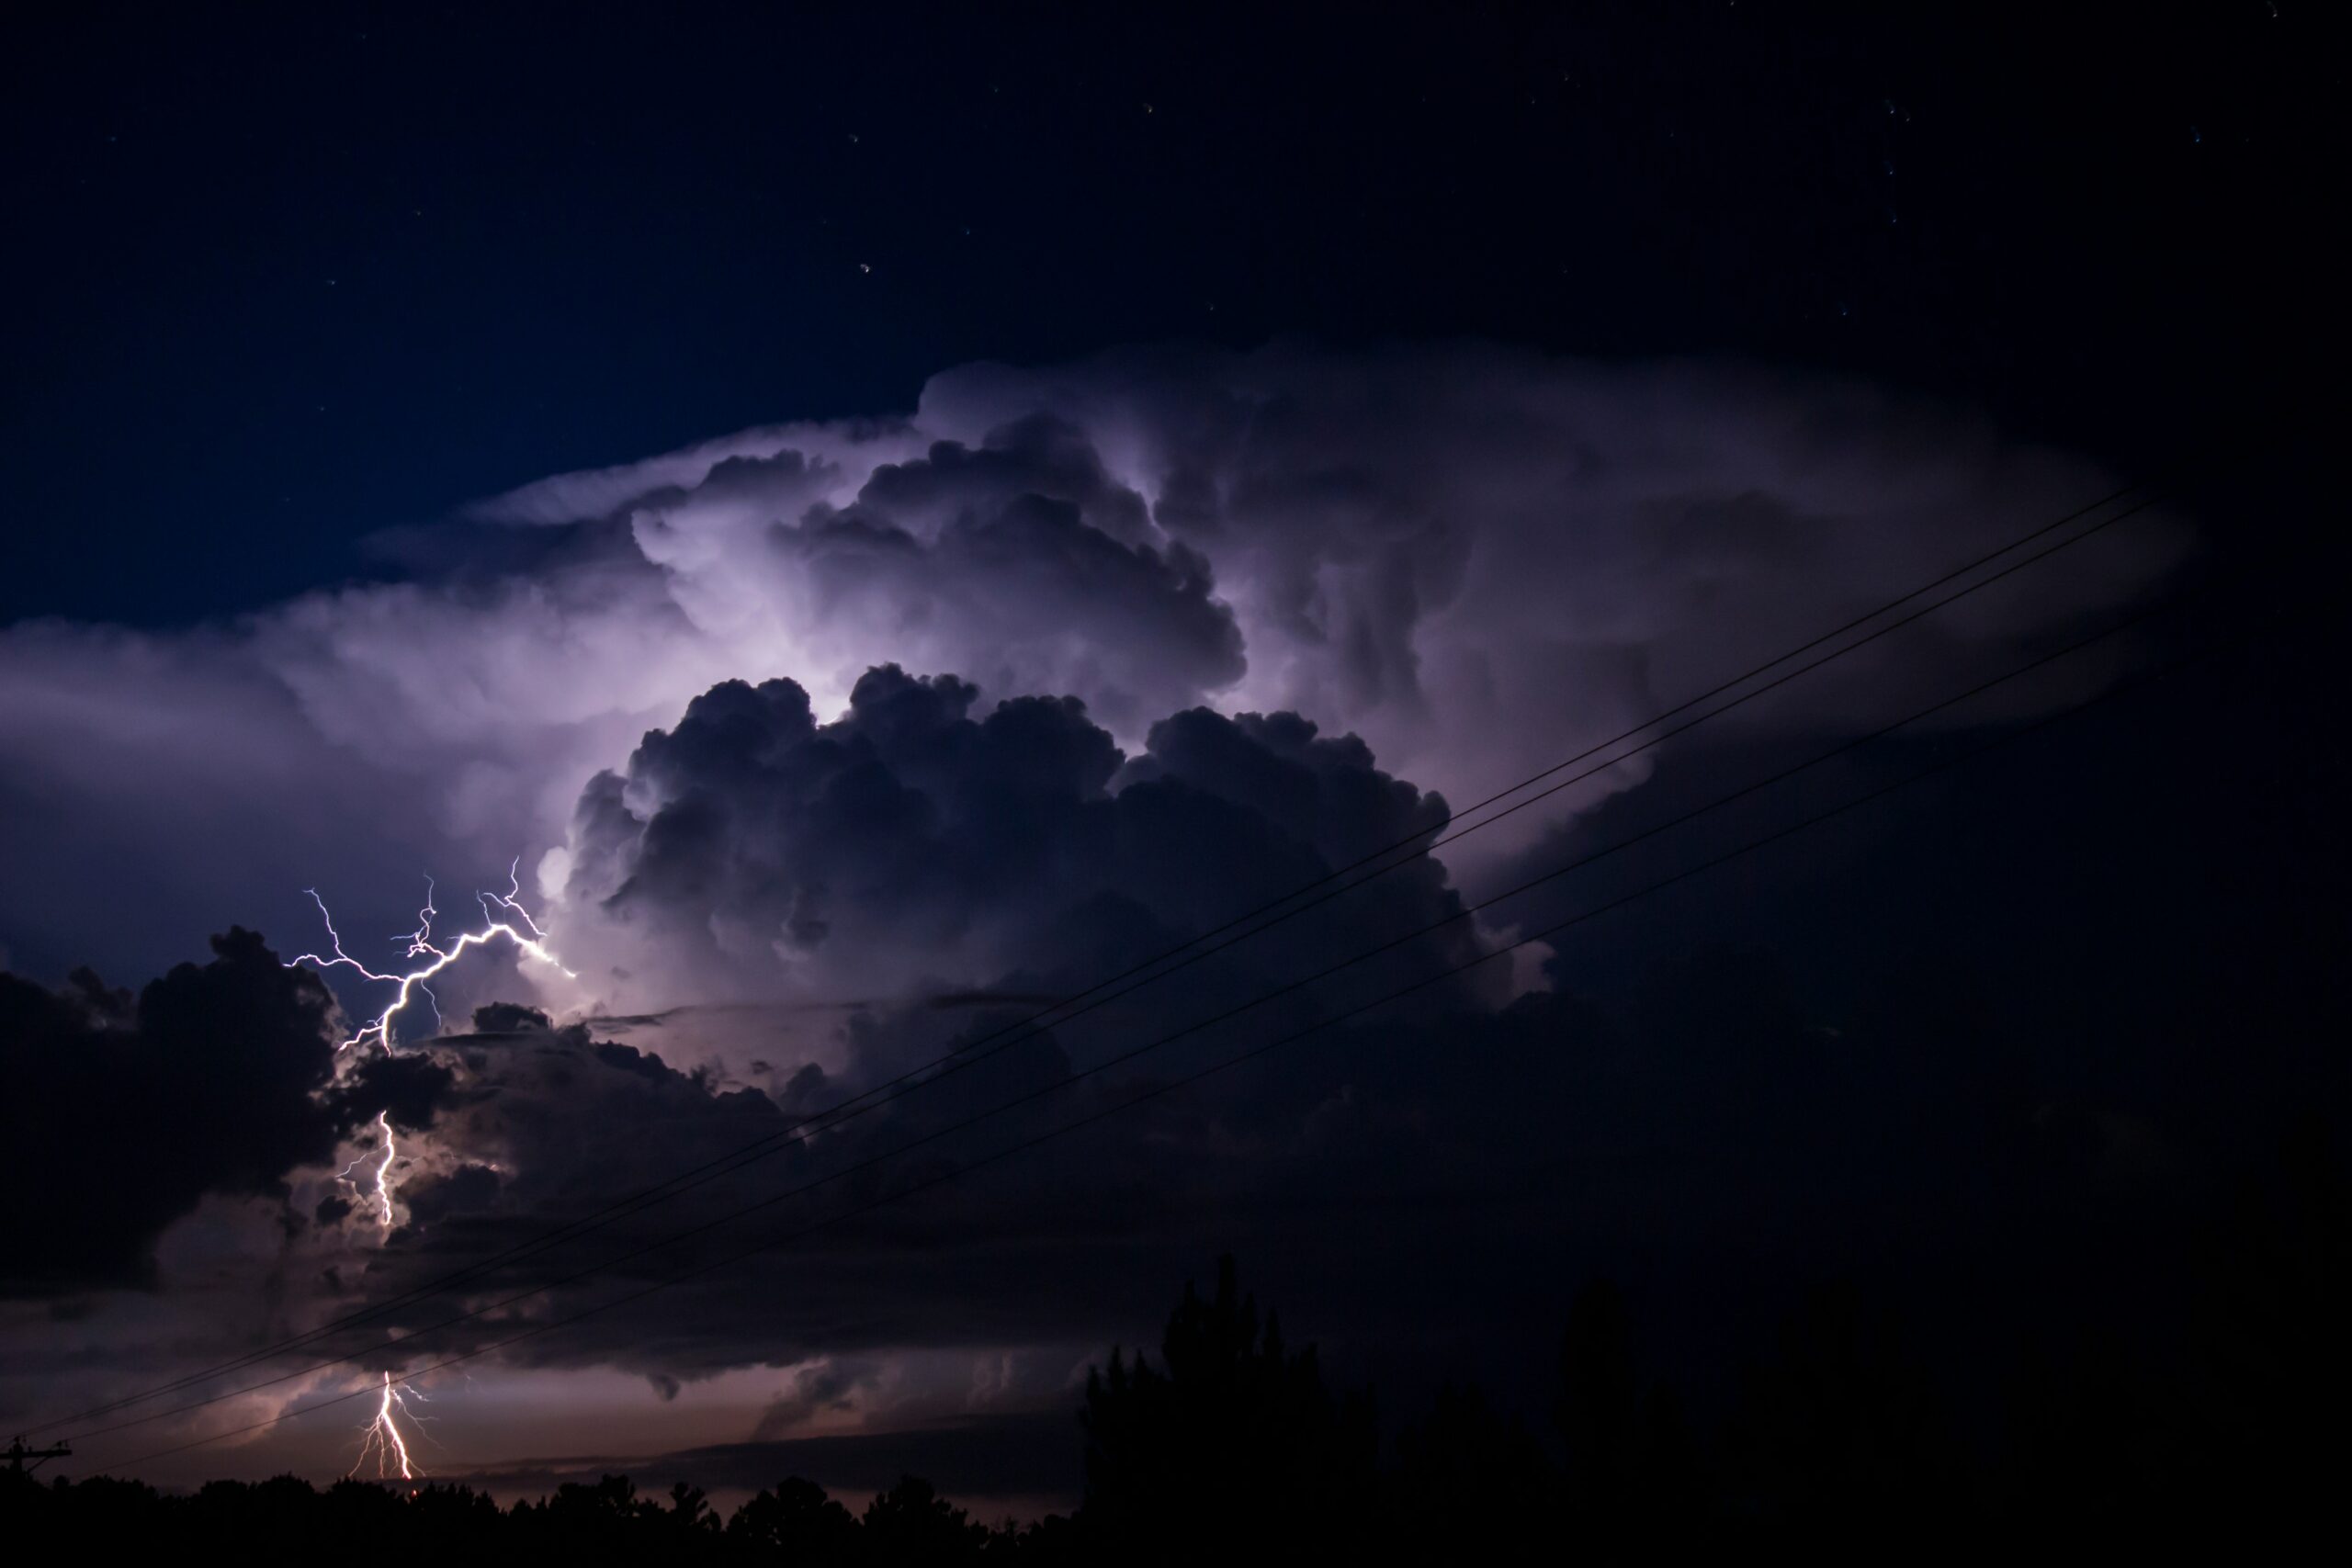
[[1078, 1255, 1376, 1560], [727, 1475, 860, 1562]]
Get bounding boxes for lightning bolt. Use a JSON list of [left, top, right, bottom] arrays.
[[297, 860, 574, 1237], [349, 1370, 425, 1483], [290, 859, 575, 1054], [337, 1111, 400, 1231], [291, 865, 554, 1480]]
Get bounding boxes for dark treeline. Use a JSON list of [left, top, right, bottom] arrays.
[[6, 1119, 2345, 1564]]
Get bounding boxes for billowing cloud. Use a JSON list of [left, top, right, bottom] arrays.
[[0, 343, 2202, 1491], [226, 673, 1494, 1373], [558, 661, 1476, 1025], [0, 931, 447, 1292], [0, 343, 2186, 986]]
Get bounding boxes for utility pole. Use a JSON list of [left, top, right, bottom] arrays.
[[5, 1437, 70, 1474]]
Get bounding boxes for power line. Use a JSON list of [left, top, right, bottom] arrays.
[[93, 594, 2251, 1475], [38, 468, 2179, 1434], [57, 578, 2222, 1451]]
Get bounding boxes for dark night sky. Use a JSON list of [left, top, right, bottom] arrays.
[[3, 2, 2329, 625], [1, 0, 2345, 1517]]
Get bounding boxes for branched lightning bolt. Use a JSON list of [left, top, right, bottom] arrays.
[[292, 864, 554, 1478], [290, 859, 575, 1054], [402, 878, 445, 1034], [337, 1111, 400, 1231], [479, 860, 553, 942], [349, 1371, 425, 1483], [299, 860, 573, 1241]]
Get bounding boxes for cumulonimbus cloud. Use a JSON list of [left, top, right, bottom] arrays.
[[0, 342, 2222, 1495], [0, 341, 2188, 1002], [556, 660, 1485, 1036]]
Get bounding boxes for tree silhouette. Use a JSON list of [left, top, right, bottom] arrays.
[[1556, 1280, 1640, 1516], [10, 1199, 2349, 1566], [1552, 1280, 1705, 1561], [1079, 1255, 1376, 1561], [1722, 1282, 1960, 1559], [728, 1475, 860, 1562], [862, 1473, 989, 1563], [1390, 1382, 1555, 1560], [2177, 1113, 2352, 1550]]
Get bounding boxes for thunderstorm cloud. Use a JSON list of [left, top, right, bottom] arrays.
[[0, 343, 2197, 1493], [0, 343, 2184, 988]]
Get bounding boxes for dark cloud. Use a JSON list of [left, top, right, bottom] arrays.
[[0, 931, 349, 1292], [239, 666, 2162, 1417], [470, 1002, 555, 1036], [297, 937, 2177, 1458], [752, 1357, 885, 1438], [777, 413, 1243, 732], [0, 660, 2272, 1487], [401, 1163, 502, 1229], [854, 414, 1152, 545], [453, 1411, 1079, 1507], [334, 1050, 459, 1134], [562, 663, 1479, 1025], [248, 670, 1473, 1382]]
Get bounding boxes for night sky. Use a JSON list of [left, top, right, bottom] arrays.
[[1, 0, 2343, 1531]]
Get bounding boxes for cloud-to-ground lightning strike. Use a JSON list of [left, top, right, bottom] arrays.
[[350, 1371, 425, 1483], [291, 859, 575, 1054]]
